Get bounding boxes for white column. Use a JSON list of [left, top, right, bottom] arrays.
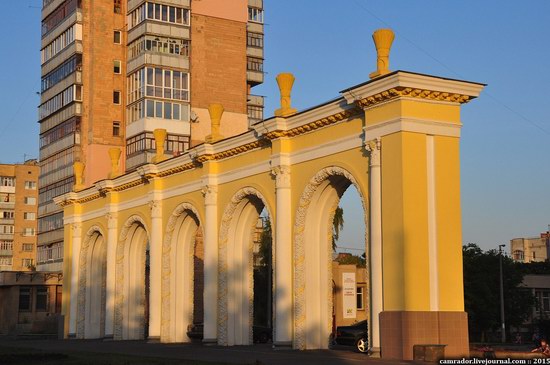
[[104, 212, 117, 338], [69, 222, 82, 337], [148, 200, 163, 340], [202, 185, 218, 343], [272, 166, 293, 347], [367, 138, 383, 351]]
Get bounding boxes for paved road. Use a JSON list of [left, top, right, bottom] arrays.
[[1, 339, 411, 365]]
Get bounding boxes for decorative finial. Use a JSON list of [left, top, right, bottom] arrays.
[[274, 73, 297, 117], [205, 103, 224, 143], [152, 129, 167, 163], [369, 29, 395, 79], [108, 148, 122, 179], [73, 161, 85, 191]]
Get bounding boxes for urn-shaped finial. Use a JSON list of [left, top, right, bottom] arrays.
[[369, 29, 395, 79], [108, 148, 122, 179], [73, 161, 85, 191], [205, 103, 225, 143], [152, 128, 167, 163], [274, 73, 297, 117]]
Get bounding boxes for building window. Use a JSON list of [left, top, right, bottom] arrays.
[[3, 211, 14, 219], [114, 30, 122, 44], [23, 244, 34, 252], [19, 287, 32, 311], [24, 197, 36, 205], [41, 24, 81, 64], [114, 0, 122, 14], [247, 57, 263, 72], [513, 250, 524, 261], [25, 181, 37, 190], [22, 258, 34, 269], [1, 225, 15, 234], [23, 228, 36, 237], [113, 122, 121, 136], [41, 54, 82, 92], [128, 2, 190, 29], [248, 7, 264, 23], [36, 287, 48, 311], [0, 241, 13, 251], [114, 60, 122, 74], [248, 105, 263, 124], [127, 67, 190, 105], [128, 35, 190, 59], [113, 91, 121, 104], [356, 287, 364, 310], [39, 85, 83, 120], [0, 177, 15, 186], [247, 32, 264, 48]]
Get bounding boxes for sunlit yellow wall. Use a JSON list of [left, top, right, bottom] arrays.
[[434, 135, 464, 310]]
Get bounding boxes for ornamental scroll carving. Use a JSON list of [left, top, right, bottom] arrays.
[[366, 138, 381, 167], [217, 187, 272, 346], [271, 165, 291, 189], [161, 203, 201, 342], [292, 166, 369, 350], [114, 215, 148, 340], [76, 226, 105, 339], [201, 185, 218, 206]]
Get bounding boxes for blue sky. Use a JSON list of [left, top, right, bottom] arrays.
[[1, 1, 549, 251]]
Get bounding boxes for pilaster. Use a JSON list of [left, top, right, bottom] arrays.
[[148, 197, 163, 341], [68, 221, 82, 337], [271, 164, 293, 347], [104, 209, 118, 339]]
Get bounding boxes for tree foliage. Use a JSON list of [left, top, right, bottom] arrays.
[[332, 207, 344, 251], [463, 243, 535, 342]]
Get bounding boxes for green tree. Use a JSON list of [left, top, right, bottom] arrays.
[[463, 243, 535, 342], [332, 206, 344, 251]]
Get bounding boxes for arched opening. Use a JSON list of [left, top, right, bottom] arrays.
[[294, 168, 368, 350], [252, 208, 272, 344], [219, 189, 273, 346], [84, 231, 106, 339], [331, 185, 368, 349], [169, 210, 201, 342], [122, 221, 149, 340]]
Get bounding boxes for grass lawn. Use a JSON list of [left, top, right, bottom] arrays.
[[0, 344, 237, 365]]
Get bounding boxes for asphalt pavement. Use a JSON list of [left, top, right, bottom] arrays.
[[0, 339, 412, 365]]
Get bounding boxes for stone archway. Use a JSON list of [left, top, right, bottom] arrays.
[[161, 203, 202, 343], [293, 166, 368, 350], [76, 226, 106, 339], [114, 215, 149, 340], [218, 187, 274, 346]]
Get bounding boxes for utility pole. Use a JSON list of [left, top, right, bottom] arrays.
[[499, 244, 506, 343]]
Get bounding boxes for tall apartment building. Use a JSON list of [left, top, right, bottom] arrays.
[[511, 232, 550, 263], [38, 0, 265, 271], [0, 161, 39, 272]]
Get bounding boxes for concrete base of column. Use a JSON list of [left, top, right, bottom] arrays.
[[103, 335, 114, 341], [369, 347, 381, 358], [147, 336, 161, 343], [380, 311, 469, 360], [202, 338, 218, 346]]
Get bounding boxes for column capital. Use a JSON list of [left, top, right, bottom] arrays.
[[202, 185, 218, 206], [271, 165, 291, 188], [366, 138, 381, 167], [149, 200, 162, 219], [71, 222, 82, 237], [106, 213, 118, 229]]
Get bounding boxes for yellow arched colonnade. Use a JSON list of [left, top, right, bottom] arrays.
[[55, 30, 484, 360]]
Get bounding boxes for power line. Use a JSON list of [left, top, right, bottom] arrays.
[[350, 0, 550, 135]]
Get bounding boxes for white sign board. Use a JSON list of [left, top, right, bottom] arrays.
[[342, 272, 356, 319]]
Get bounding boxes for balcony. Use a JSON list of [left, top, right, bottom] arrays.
[[247, 70, 264, 86], [0, 265, 13, 271], [0, 242, 13, 256], [126, 151, 156, 172], [128, 21, 190, 45], [37, 244, 64, 265], [0, 233, 14, 241], [248, 97, 265, 127], [0, 218, 15, 225], [0, 202, 15, 210], [127, 52, 189, 75], [37, 229, 64, 246], [0, 186, 15, 194], [40, 132, 81, 160]]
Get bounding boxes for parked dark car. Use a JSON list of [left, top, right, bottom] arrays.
[[186, 323, 272, 344], [334, 320, 369, 353]]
